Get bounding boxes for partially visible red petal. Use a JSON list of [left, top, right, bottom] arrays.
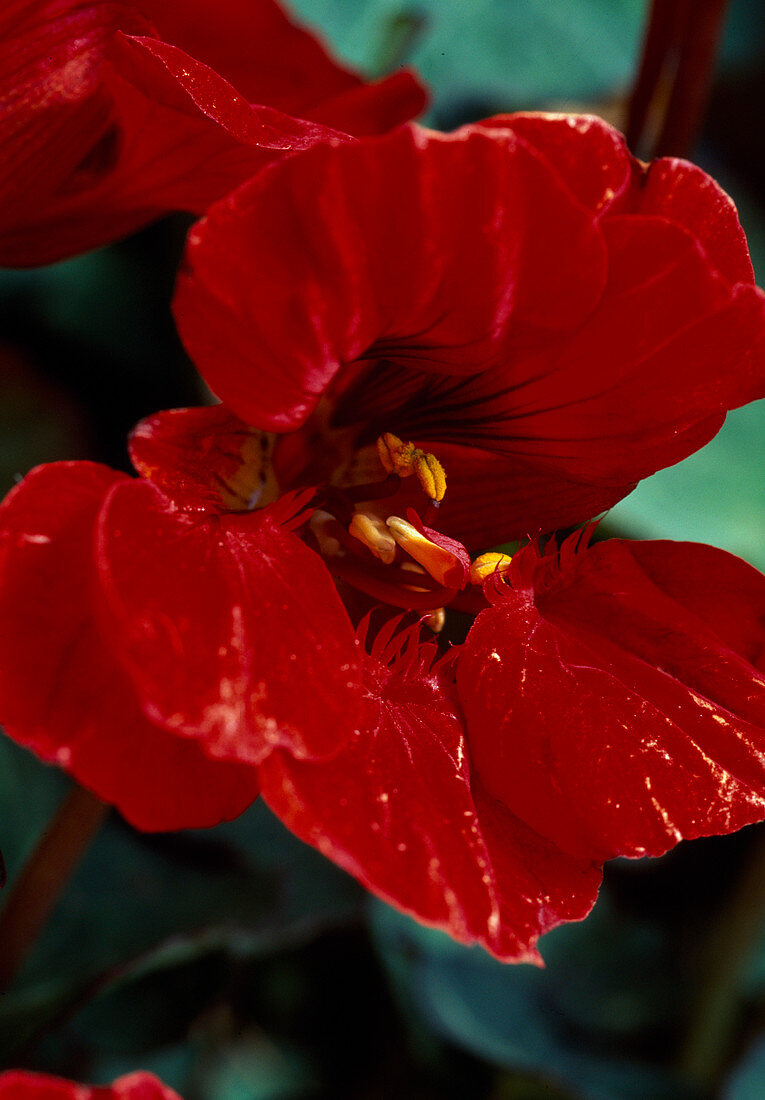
[[488, 113, 754, 288], [140, 0, 425, 126], [259, 635, 600, 963], [0, 0, 423, 266], [173, 123, 607, 430], [481, 112, 633, 215], [635, 157, 754, 286], [0, 463, 259, 831], [0, 1070, 182, 1100], [129, 403, 274, 514], [459, 538, 765, 862], [96, 478, 366, 764]]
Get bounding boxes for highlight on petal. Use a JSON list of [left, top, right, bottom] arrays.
[[0, 463, 260, 830], [459, 535, 765, 863], [259, 622, 601, 963], [0, 1070, 182, 1100], [95, 478, 367, 764]]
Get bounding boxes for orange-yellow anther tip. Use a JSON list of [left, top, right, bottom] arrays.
[[469, 551, 513, 585], [386, 516, 459, 587], [413, 451, 446, 502], [376, 433, 447, 501]]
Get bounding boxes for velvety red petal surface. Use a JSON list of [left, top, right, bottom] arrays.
[[0, 464, 259, 830], [95, 478, 366, 764], [0, 0, 424, 265], [259, 633, 600, 962], [458, 538, 765, 863], [174, 122, 608, 429], [0, 1070, 182, 1100]]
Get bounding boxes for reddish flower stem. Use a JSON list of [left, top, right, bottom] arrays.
[[0, 784, 107, 990], [655, 0, 731, 157], [626, 0, 686, 150], [626, 0, 730, 158], [678, 824, 765, 1088]]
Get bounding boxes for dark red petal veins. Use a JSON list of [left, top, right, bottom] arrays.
[[173, 123, 606, 430], [0, 463, 259, 831], [96, 479, 366, 764], [458, 538, 765, 863], [259, 641, 600, 962], [0, 1070, 182, 1100]]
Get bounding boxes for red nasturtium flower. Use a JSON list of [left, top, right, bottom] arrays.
[[2, 111, 765, 961], [0, 0, 426, 266], [0, 1070, 181, 1100]]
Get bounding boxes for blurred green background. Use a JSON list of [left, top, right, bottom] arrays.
[[2, 1, 765, 1097]]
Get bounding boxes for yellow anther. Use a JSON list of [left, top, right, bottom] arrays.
[[386, 516, 460, 586], [349, 511, 397, 565], [377, 432, 414, 476], [469, 551, 513, 585], [412, 452, 446, 503], [375, 432, 447, 502]]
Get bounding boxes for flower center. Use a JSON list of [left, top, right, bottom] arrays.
[[309, 434, 468, 623]]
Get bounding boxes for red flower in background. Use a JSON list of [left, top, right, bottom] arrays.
[[0, 0, 426, 266], [174, 113, 765, 549], [0, 1070, 181, 1100]]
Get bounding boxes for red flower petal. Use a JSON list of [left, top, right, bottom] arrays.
[[0, 463, 259, 830], [128, 403, 276, 514], [141, 0, 422, 124], [0, 1070, 182, 1100], [173, 122, 608, 429], [95, 478, 366, 764], [458, 537, 765, 862], [259, 629, 600, 962], [0, 0, 425, 265]]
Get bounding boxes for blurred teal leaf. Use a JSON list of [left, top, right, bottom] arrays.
[[723, 1039, 765, 1099], [289, 0, 647, 116], [369, 897, 688, 1099], [606, 400, 765, 572]]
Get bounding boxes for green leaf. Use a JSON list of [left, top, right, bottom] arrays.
[[369, 896, 689, 1099]]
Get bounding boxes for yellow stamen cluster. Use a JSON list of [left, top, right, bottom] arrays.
[[376, 432, 447, 502], [469, 551, 513, 585]]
